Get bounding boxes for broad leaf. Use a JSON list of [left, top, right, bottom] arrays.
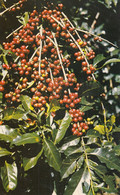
[[112, 0, 118, 6], [79, 81, 103, 96], [43, 138, 62, 172], [94, 125, 105, 135], [60, 136, 80, 152], [64, 146, 83, 156], [20, 95, 33, 112], [23, 148, 43, 171], [12, 133, 41, 146], [54, 112, 71, 144], [86, 129, 102, 138], [90, 148, 120, 171], [0, 147, 12, 157], [3, 108, 25, 120], [0, 125, 19, 142], [63, 168, 84, 195], [110, 115, 116, 125], [80, 96, 94, 112], [93, 54, 105, 66], [1, 161, 17, 192], [61, 157, 77, 180], [47, 99, 61, 117]]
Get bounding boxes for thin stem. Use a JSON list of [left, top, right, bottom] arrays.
[[76, 28, 118, 48], [60, 18, 96, 81], [38, 25, 43, 76], [52, 32, 71, 94], [6, 25, 23, 39], [0, 1, 22, 16], [82, 137, 95, 195], [89, 12, 100, 33], [101, 102, 109, 141], [29, 46, 40, 62]]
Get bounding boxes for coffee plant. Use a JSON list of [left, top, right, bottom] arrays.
[[0, 0, 120, 194]]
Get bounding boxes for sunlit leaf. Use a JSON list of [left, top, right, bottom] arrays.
[[0, 147, 12, 157], [43, 138, 62, 172], [3, 108, 26, 120], [61, 157, 77, 180], [0, 125, 19, 142], [54, 112, 71, 144], [63, 168, 84, 195], [20, 95, 33, 112], [1, 161, 17, 192], [23, 148, 43, 171], [90, 148, 120, 171], [12, 133, 41, 146], [94, 125, 106, 135]]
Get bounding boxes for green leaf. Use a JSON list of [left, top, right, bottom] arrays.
[[93, 54, 105, 66], [18, 12, 29, 26], [103, 58, 120, 66], [113, 126, 120, 132], [12, 133, 41, 146], [3, 108, 26, 120], [60, 136, 80, 152], [79, 81, 103, 96], [110, 115, 116, 125], [0, 92, 3, 103], [90, 148, 120, 171], [47, 99, 61, 117], [114, 145, 120, 155], [0, 147, 12, 157], [112, 0, 118, 6], [1, 161, 17, 192], [64, 146, 83, 156], [86, 129, 102, 138], [94, 125, 106, 135], [54, 112, 71, 144], [80, 96, 94, 112], [63, 168, 84, 195], [0, 125, 19, 142], [61, 157, 77, 180], [20, 95, 33, 112], [0, 0, 6, 8], [23, 148, 43, 171], [43, 138, 62, 172]]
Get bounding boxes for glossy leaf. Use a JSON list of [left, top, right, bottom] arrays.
[[0, 125, 19, 142], [43, 138, 62, 172], [64, 146, 83, 156], [1, 161, 17, 192], [54, 112, 71, 144], [60, 136, 80, 152], [3, 108, 25, 120], [63, 168, 84, 195], [90, 148, 120, 171], [23, 148, 43, 171], [0, 147, 12, 157], [61, 157, 77, 180], [20, 95, 33, 112], [12, 133, 41, 146]]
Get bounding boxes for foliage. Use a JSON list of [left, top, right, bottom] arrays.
[[0, 0, 119, 194]]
